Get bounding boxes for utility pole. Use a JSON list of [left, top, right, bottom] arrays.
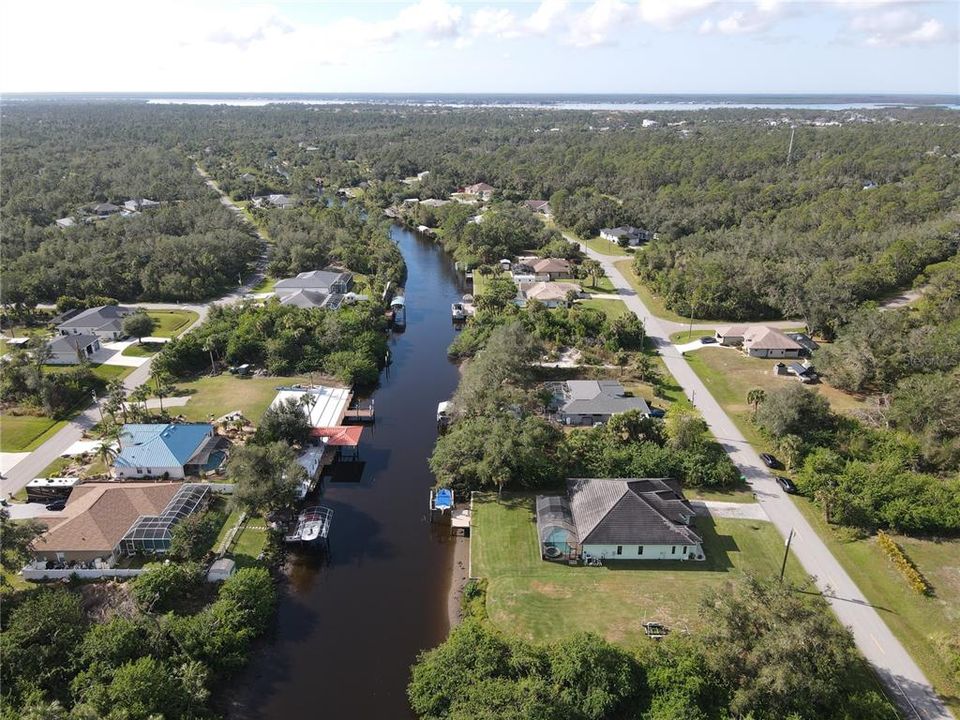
[[91, 390, 104, 424], [779, 528, 795, 582]]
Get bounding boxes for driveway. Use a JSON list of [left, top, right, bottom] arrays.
[[691, 500, 768, 520], [566, 231, 953, 720]]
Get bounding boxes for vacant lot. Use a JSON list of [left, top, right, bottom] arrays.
[[145, 309, 200, 337], [472, 493, 807, 647], [795, 498, 960, 714], [172, 373, 318, 423], [122, 342, 164, 358], [613, 260, 710, 324], [45, 363, 134, 383], [579, 298, 630, 322], [685, 346, 867, 417], [0, 413, 66, 453], [582, 236, 632, 257]]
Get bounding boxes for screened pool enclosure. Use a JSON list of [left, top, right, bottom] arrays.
[[117, 483, 211, 555], [535, 495, 579, 560]]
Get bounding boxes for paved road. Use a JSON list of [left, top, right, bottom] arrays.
[[571, 233, 953, 720], [1, 167, 269, 499]]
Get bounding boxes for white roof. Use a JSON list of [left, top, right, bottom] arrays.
[[270, 385, 352, 428], [297, 444, 327, 477]]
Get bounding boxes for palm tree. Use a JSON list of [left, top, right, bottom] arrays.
[[152, 372, 175, 415], [632, 353, 656, 383], [105, 378, 128, 424], [583, 259, 604, 289], [130, 386, 150, 419], [94, 439, 118, 468], [746, 387, 766, 417], [202, 340, 217, 375]]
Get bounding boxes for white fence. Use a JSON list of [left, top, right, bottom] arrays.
[[21, 567, 148, 581]]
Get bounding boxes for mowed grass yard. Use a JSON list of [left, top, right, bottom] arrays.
[[582, 236, 632, 257], [472, 493, 808, 647], [684, 346, 868, 418], [578, 298, 630, 322], [145, 309, 199, 338], [794, 498, 960, 714], [172, 373, 318, 423], [0, 413, 67, 452]]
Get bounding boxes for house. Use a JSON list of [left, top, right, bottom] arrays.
[[420, 198, 450, 208], [463, 183, 495, 200], [270, 385, 364, 456], [551, 380, 650, 425], [113, 423, 217, 480], [56, 304, 135, 340], [714, 325, 751, 345], [273, 269, 354, 296], [530, 258, 573, 281], [279, 289, 343, 310], [519, 281, 581, 308], [525, 200, 552, 215], [46, 334, 101, 364], [536, 478, 703, 561], [786, 332, 820, 356], [92, 202, 121, 217], [30, 482, 210, 564], [123, 198, 160, 212], [742, 326, 803, 359], [55, 217, 75, 228], [599, 226, 654, 246], [295, 443, 331, 499]]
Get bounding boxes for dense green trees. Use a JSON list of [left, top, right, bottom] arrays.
[[254, 397, 313, 446], [154, 300, 388, 385], [409, 578, 895, 720], [1, 567, 276, 719], [0, 345, 106, 418], [229, 442, 305, 515]]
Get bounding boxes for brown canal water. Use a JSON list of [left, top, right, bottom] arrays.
[[230, 225, 467, 719]]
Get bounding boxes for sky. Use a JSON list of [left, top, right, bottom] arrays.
[[1, 0, 957, 94]]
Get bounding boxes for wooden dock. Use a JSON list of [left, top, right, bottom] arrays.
[[343, 402, 375, 424]]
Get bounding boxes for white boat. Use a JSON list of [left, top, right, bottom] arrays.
[[391, 295, 407, 329], [451, 302, 466, 320], [285, 505, 333, 547]]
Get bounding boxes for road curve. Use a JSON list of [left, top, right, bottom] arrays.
[[571, 234, 953, 720], [1, 167, 268, 499]]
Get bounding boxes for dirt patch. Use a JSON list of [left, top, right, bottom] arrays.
[[79, 581, 138, 623]]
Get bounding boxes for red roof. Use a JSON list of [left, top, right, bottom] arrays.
[[309, 426, 363, 446]]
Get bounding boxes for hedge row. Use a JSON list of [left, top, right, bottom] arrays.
[[876, 531, 933, 596]]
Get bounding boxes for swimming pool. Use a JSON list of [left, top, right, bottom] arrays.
[[202, 450, 226, 472]]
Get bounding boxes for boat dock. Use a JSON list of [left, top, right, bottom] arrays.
[[344, 399, 376, 424]]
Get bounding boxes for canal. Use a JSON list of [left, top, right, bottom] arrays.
[[231, 224, 467, 719]]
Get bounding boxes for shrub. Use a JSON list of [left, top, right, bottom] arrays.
[[875, 531, 932, 596]]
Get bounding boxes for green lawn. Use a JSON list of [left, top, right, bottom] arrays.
[[793, 497, 960, 714], [0, 414, 67, 453], [578, 298, 630, 321], [38, 456, 74, 478], [576, 275, 617, 293], [145, 309, 199, 338], [172, 373, 317, 423], [122, 342, 164, 358], [583, 236, 632, 257], [670, 330, 716, 344], [251, 276, 278, 293], [685, 346, 867, 418], [215, 508, 244, 552], [228, 517, 268, 568], [472, 494, 808, 646], [44, 363, 134, 383]]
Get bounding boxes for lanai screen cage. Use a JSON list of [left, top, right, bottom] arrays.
[[535, 495, 578, 561], [118, 483, 211, 556]]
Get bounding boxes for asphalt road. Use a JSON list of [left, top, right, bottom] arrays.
[[1, 166, 268, 499], [574, 235, 953, 720]]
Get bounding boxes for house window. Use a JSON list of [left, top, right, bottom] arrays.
[[637, 546, 643, 555], [682, 546, 688, 555], [671, 546, 676, 555], [616, 546, 622, 556]]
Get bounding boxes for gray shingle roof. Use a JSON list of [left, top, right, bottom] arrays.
[[557, 380, 650, 417], [47, 334, 99, 353], [567, 478, 702, 546], [274, 270, 352, 294], [56, 305, 133, 332]]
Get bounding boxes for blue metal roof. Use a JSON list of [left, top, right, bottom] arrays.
[[115, 423, 213, 469]]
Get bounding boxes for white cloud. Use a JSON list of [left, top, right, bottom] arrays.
[[698, 0, 791, 35], [566, 0, 633, 47], [637, 0, 715, 29], [469, 7, 522, 39], [849, 8, 952, 46], [525, 0, 570, 34]]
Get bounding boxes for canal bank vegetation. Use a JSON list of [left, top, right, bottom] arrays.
[[153, 301, 389, 386], [262, 199, 406, 292], [0, 566, 277, 720], [431, 323, 739, 496], [409, 569, 897, 720]]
